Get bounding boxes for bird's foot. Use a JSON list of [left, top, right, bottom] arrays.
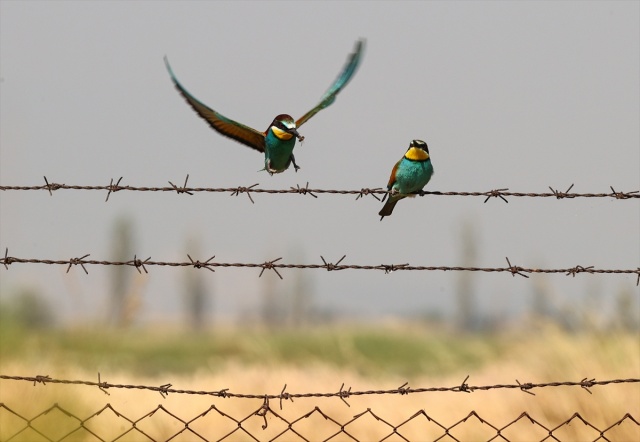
[[291, 155, 301, 172], [382, 188, 397, 203]]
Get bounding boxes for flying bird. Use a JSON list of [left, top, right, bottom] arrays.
[[379, 139, 434, 220], [164, 40, 364, 174]]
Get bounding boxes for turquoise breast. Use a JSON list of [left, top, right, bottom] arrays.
[[263, 130, 297, 173], [393, 159, 433, 194]]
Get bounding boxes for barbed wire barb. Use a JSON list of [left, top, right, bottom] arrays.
[[105, 177, 123, 202], [580, 378, 596, 395], [188, 254, 216, 272], [610, 186, 638, 200], [505, 257, 528, 278], [455, 375, 472, 394], [338, 383, 352, 407], [279, 384, 293, 410], [230, 183, 259, 204], [549, 183, 576, 199], [321, 254, 347, 271], [291, 181, 317, 198], [356, 187, 383, 201], [66, 254, 90, 274], [129, 254, 151, 274], [97, 372, 110, 396], [397, 382, 411, 395], [158, 383, 172, 399], [484, 188, 509, 203], [259, 257, 283, 279], [566, 265, 595, 277], [43, 176, 59, 196], [168, 174, 193, 195], [33, 375, 51, 386], [2, 248, 12, 270], [383, 263, 409, 274], [516, 379, 536, 396]]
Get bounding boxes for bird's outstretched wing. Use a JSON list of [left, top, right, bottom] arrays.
[[295, 39, 365, 128], [164, 57, 266, 153]]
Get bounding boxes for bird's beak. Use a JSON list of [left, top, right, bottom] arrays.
[[288, 127, 304, 142]]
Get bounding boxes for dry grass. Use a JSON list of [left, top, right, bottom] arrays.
[[0, 324, 638, 441]]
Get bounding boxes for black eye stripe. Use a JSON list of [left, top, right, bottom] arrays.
[[412, 140, 428, 149]]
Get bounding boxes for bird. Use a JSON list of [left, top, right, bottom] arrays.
[[379, 139, 434, 220], [164, 40, 364, 175]]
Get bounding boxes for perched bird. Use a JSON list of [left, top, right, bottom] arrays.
[[164, 40, 364, 174], [379, 139, 434, 220]]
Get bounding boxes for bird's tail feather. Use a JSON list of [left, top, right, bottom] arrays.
[[378, 199, 399, 220]]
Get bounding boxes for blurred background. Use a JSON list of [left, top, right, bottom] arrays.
[[1, 2, 638, 439], [1, 0, 637, 332]]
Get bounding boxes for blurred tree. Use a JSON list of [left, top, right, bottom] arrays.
[[261, 269, 285, 329], [613, 286, 639, 331], [0, 288, 55, 329], [289, 248, 313, 328], [290, 270, 311, 328], [582, 279, 603, 330], [183, 236, 211, 332], [109, 216, 138, 327], [455, 219, 479, 331], [530, 276, 555, 326]]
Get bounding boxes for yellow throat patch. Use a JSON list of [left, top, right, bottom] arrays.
[[271, 126, 294, 140], [404, 147, 429, 161]]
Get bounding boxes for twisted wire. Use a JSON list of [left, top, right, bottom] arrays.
[[1, 177, 638, 202], [1, 250, 639, 284]]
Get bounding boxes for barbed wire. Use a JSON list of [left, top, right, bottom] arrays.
[[1, 374, 638, 404], [1, 250, 638, 284], [1, 176, 639, 202], [1, 402, 636, 442]]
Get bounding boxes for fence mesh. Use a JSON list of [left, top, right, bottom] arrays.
[[1, 375, 639, 441], [1, 402, 638, 442]]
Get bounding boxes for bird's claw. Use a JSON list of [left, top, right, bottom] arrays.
[[290, 155, 301, 172]]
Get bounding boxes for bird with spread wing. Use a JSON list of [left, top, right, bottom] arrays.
[[164, 40, 364, 174]]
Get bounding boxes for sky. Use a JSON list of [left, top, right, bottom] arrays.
[[1, 1, 638, 325]]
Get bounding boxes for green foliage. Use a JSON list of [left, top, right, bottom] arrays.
[[0, 289, 55, 330], [0, 326, 506, 378]]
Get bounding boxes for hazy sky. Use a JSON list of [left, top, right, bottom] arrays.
[[1, 1, 638, 324]]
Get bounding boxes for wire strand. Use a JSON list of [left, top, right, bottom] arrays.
[[1, 177, 638, 202], [1, 250, 638, 284]]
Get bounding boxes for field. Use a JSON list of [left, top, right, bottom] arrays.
[[1, 322, 639, 441]]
